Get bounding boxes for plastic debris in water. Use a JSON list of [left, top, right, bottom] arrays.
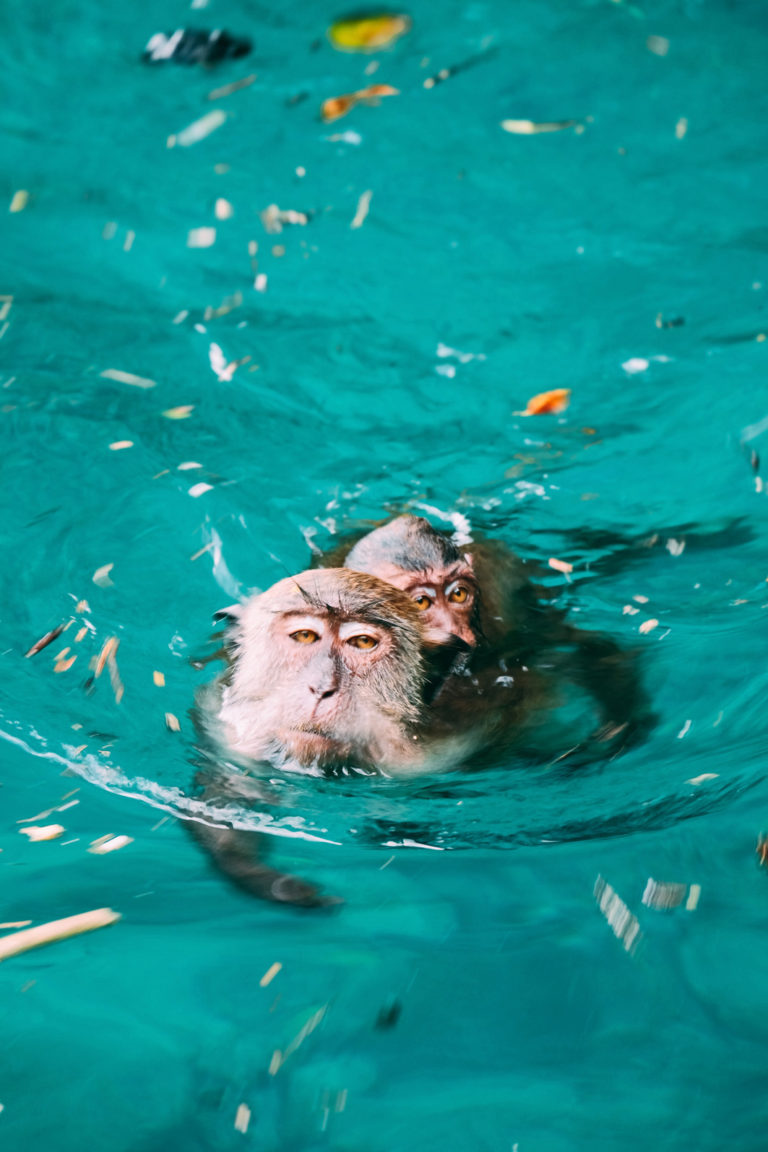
[[9, 190, 29, 213], [646, 35, 670, 56], [519, 388, 571, 415], [639, 618, 659, 634], [501, 119, 580, 134], [88, 835, 133, 854], [328, 14, 411, 53], [259, 962, 282, 988], [321, 84, 399, 123], [622, 357, 649, 374], [234, 1105, 251, 1134], [92, 563, 114, 588], [260, 204, 309, 234], [641, 878, 687, 909], [0, 909, 121, 962], [143, 29, 251, 66], [19, 825, 65, 842], [548, 557, 573, 575], [187, 227, 217, 248], [101, 368, 156, 389], [169, 109, 227, 149], [594, 875, 641, 953], [350, 189, 373, 229]]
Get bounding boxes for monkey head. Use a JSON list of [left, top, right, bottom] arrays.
[[345, 516, 479, 649], [216, 568, 427, 772]]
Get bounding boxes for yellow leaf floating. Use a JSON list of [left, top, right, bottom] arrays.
[[328, 13, 411, 52], [522, 388, 571, 415]]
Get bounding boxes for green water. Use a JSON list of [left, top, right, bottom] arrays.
[[2, 0, 768, 1147]]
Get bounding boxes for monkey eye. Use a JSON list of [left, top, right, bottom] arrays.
[[290, 629, 319, 644], [413, 595, 432, 611], [448, 584, 471, 605], [346, 634, 378, 650]]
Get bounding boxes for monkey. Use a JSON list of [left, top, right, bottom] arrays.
[[317, 515, 652, 756], [189, 567, 500, 908]]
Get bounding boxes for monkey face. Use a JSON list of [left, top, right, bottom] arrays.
[[264, 611, 401, 764], [218, 569, 426, 771], [363, 560, 479, 649]]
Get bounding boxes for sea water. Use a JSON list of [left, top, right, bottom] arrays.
[[2, 0, 768, 1147]]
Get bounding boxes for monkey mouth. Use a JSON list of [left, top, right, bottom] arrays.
[[283, 726, 353, 766]]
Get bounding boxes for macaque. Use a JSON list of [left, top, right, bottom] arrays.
[[190, 568, 489, 907], [320, 515, 651, 753]]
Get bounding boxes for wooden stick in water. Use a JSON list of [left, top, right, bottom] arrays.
[[0, 908, 121, 962]]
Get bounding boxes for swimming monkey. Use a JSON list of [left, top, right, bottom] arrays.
[[323, 515, 651, 752], [190, 568, 486, 907]]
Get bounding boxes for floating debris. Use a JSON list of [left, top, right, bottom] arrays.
[[321, 83, 398, 123], [254, 273, 268, 293], [94, 636, 118, 679], [109, 440, 134, 451], [163, 405, 195, 419], [169, 109, 227, 149], [25, 622, 67, 659], [646, 35, 670, 56], [350, 189, 373, 229], [187, 226, 217, 248], [54, 653, 78, 674], [214, 198, 234, 220], [687, 773, 718, 785], [0, 921, 32, 930], [639, 618, 659, 634], [655, 313, 685, 328], [501, 119, 580, 135], [519, 388, 571, 415], [19, 824, 65, 842], [178, 461, 202, 471], [9, 190, 29, 213], [144, 29, 251, 66], [621, 357, 649, 374], [88, 834, 133, 855], [259, 961, 282, 988], [666, 538, 685, 557], [234, 1104, 251, 1135], [269, 1004, 328, 1075], [260, 204, 309, 234], [165, 712, 181, 732], [208, 73, 257, 100], [92, 563, 115, 588], [594, 875, 641, 953], [324, 129, 363, 146], [641, 878, 687, 909], [0, 908, 121, 962], [100, 368, 156, 389], [548, 557, 573, 575], [675, 117, 688, 139], [189, 482, 214, 498], [153, 670, 166, 687], [328, 14, 410, 52]]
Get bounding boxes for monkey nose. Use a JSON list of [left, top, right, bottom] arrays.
[[423, 627, 473, 653], [308, 675, 339, 700]]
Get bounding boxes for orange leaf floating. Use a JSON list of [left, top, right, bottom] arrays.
[[522, 388, 571, 415], [321, 83, 399, 123], [328, 14, 411, 52]]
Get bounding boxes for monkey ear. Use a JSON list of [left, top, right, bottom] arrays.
[[213, 603, 243, 623]]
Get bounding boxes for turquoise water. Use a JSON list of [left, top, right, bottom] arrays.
[[3, 0, 768, 1146]]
